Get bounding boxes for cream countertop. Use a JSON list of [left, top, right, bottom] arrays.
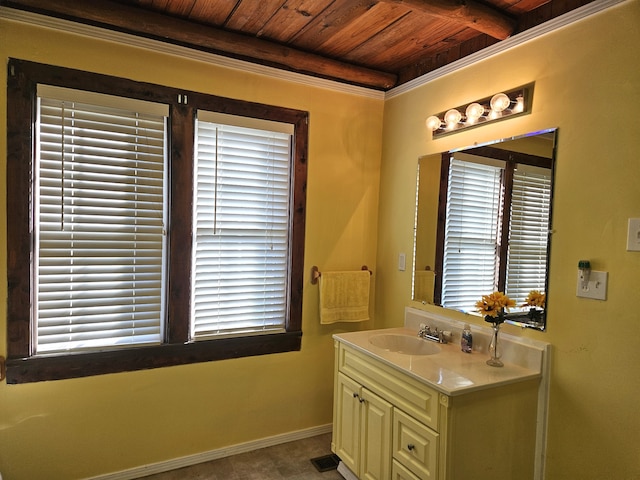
[[333, 327, 542, 396]]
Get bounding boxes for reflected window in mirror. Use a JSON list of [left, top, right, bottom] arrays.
[[436, 149, 552, 310], [413, 129, 557, 330]]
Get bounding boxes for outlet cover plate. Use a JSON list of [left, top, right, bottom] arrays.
[[398, 253, 406, 271], [576, 270, 608, 300], [627, 218, 640, 251]]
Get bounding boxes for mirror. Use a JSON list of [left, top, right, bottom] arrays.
[[412, 129, 557, 330]]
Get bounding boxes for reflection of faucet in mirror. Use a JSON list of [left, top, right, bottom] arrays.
[[412, 129, 557, 331]]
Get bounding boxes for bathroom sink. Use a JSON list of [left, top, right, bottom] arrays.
[[368, 334, 442, 355]]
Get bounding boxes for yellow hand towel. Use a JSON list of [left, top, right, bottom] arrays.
[[319, 271, 370, 324], [414, 270, 435, 304]]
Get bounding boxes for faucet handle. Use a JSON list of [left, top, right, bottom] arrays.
[[417, 323, 429, 337]]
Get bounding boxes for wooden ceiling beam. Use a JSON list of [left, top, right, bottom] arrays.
[[388, 0, 516, 40], [4, 0, 398, 90]]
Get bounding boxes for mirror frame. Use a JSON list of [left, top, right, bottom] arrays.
[[412, 128, 558, 331]]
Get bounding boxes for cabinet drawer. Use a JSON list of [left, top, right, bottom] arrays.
[[392, 459, 421, 480], [393, 409, 438, 480], [339, 344, 440, 430]]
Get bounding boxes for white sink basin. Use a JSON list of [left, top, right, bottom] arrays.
[[368, 334, 442, 355]]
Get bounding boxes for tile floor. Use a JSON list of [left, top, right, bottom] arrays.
[[138, 433, 343, 480]]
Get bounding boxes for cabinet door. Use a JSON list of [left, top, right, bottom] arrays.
[[335, 372, 362, 475], [360, 388, 393, 480]]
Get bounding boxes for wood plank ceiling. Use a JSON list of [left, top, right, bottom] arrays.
[[3, 0, 596, 90]]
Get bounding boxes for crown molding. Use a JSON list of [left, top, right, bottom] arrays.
[[385, 0, 628, 99]]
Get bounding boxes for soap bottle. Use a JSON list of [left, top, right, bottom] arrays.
[[461, 324, 472, 353]]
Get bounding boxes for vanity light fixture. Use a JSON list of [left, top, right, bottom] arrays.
[[426, 83, 534, 138]]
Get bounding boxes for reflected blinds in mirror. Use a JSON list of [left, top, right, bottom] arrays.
[[506, 165, 552, 303], [442, 158, 503, 312]]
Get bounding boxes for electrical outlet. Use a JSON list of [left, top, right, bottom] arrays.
[[627, 218, 640, 252], [576, 270, 608, 300]]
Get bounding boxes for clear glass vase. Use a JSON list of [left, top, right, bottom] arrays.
[[486, 323, 504, 367]]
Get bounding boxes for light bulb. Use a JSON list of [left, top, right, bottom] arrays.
[[444, 109, 462, 127], [425, 115, 442, 132], [465, 103, 484, 123], [490, 93, 510, 112], [513, 95, 524, 113]]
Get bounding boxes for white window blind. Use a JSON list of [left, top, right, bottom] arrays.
[[505, 164, 552, 304], [191, 111, 293, 339], [35, 85, 168, 354], [442, 157, 503, 312]]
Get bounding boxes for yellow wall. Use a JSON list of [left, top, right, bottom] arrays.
[[378, 1, 640, 478], [0, 18, 383, 479], [2, 1, 640, 479]]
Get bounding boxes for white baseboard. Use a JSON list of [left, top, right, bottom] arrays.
[[337, 461, 358, 480], [85, 424, 333, 480]]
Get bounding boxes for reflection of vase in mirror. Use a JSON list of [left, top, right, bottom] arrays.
[[412, 129, 557, 331]]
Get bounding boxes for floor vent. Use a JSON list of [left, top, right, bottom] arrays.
[[310, 454, 340, 472]]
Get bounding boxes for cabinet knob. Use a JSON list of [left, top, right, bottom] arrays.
[[407, 444, 415, 451], [358, 397, 366, 403]]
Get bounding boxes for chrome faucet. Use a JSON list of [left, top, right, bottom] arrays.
[[418, 324, 448, 344]]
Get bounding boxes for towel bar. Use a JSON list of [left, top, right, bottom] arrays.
[[311, 265, 372, 285]]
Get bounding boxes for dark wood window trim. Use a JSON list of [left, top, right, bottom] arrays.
[[6, 59, 308, 383], [433, 146, 551, 306]]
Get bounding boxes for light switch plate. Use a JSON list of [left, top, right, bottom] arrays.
[[576, 270, 608, 300], [627, 218, 640, 251], [398, 253, 406, 271]]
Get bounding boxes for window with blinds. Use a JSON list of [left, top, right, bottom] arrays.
[[191, 111, 294, 339], [7, 60, 308, 382], [35, 85, 168, 354], [440, 154, 551, 313], [505, 165, 552, 302], [442, 157, 503, 312]]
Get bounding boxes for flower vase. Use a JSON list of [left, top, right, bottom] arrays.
[[486, 323, 503, 367]]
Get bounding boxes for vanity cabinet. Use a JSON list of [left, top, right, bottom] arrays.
[[334, 372, 393, 479], [332, 341, 539, 480]]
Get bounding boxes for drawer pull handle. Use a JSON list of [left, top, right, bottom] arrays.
[[407, 444, 416, 451], [359, 397, 366, 403]]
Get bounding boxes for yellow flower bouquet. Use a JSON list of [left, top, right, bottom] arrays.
[[475, 291, 515, 325], [522, 290, 546, 308], [522, 290, 545, 322], [476, 291, 515, 367]]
